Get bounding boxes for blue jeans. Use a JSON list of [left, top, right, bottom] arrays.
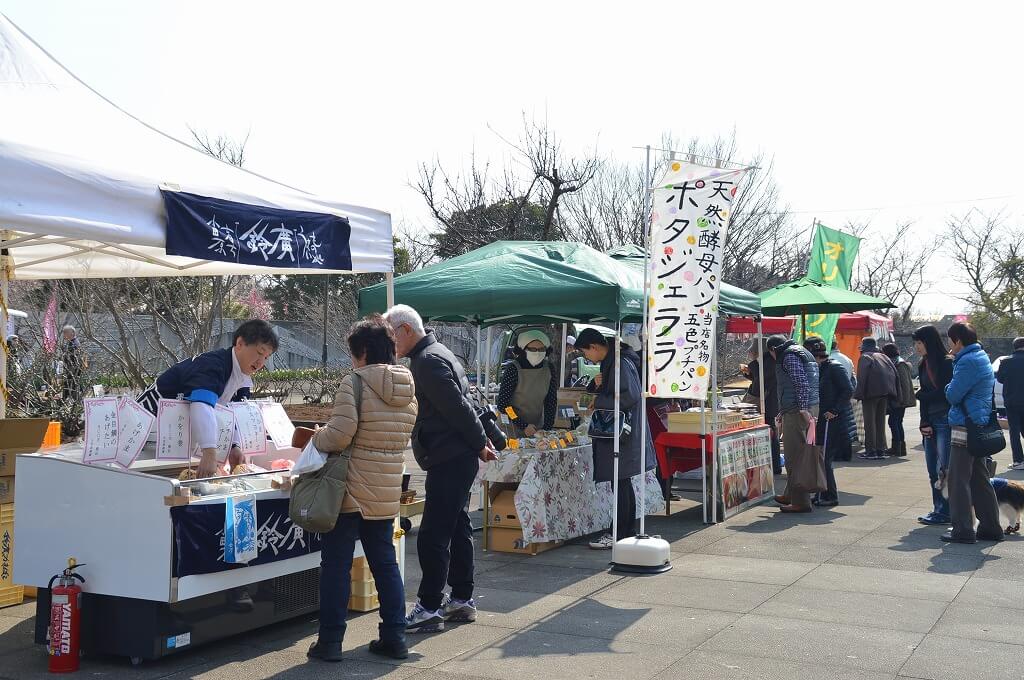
[[923, 414, 951, 519], [319, 512, 405, 645]]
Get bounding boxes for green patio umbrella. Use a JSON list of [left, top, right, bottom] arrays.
[[758, 278, 895, 339], [606, 244, 762, 318]]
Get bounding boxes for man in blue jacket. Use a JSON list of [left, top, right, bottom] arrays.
[[137, 319, 278, 477], [943, 322, 1002, 544], [996, 338, 1024, 468]]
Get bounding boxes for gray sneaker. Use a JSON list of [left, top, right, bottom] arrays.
[[442, 594, 477, 623], [405, 602, 444, 633]]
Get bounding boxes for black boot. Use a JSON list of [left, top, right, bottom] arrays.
[[369, 638, 409, 660], [308, 640, 343, 662]]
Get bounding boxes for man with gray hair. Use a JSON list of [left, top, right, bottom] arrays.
[[384, 304, 497, 633], [60, 324, 84, 401]]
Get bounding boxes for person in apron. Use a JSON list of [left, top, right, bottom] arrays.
[[496, 329, 558, 436], [136, 320, 278, 477]]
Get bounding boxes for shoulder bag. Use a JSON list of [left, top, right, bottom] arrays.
[[966, 410, 1006, 458], [288, 373, 363, 533]]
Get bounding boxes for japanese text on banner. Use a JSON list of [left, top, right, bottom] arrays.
[[648, 163, 747, 400]]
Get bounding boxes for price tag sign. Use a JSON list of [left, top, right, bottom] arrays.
[[214, 405, 237, 463], [259, 401, 295, 449], [114, 398, 155, 469], [229, 402, 268, 455], [156, 399, 192, 461], [83, 397, 119, 464]]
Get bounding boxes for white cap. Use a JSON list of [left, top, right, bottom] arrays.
[[516, 329, 551, 349], [566, 335, 577, 347]]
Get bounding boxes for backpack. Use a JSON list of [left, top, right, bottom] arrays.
[[288, 373, 362, 533]]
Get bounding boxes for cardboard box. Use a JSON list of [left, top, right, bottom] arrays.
[[487, 527, 562, 555], [0, 477, 12, 505], [351, 556, 373, 581], [488, 490, 521, 528], [0, 585, 23, 609], [0, 419, 50, 476], [350, 580, 377, 597], [348, 593, 379, 612]]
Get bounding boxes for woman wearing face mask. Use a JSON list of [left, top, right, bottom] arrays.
[[496, 329, 558, 436]]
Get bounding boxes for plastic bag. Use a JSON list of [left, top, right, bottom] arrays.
[[224, 494, 258, 564], [291, 439, 327, 476]]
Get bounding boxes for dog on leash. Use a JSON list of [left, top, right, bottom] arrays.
[[936, 471, 1024, 534]]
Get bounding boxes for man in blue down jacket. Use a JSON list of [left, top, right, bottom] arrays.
[[942, 322, 1003, 544]]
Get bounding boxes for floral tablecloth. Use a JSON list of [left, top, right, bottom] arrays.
[[479, 445, 665, 544]]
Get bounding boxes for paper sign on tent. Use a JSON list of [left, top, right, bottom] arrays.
[[214, 405, 237, 463], [229, 402, 267, 455], [156, 399, 193, 461], [114, 398, 155, 469], [258, 402, 295, 449], [83, 397, 119, 464]]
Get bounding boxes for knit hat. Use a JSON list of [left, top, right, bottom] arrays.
[[517, 329, 551, 349], [861, 337, 877, 350]]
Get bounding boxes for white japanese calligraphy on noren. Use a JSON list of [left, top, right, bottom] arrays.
[[206, 215, 238, 258], [269, 224, 296, 262], [297, 226, 324, 265], [239, 220, 275, 261]]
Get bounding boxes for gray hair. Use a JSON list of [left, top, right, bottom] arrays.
[[384, 304, 425, 335], [62, 325, 77, 335]]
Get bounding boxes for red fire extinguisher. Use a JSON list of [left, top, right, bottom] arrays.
[[48, 558, 86, 674]]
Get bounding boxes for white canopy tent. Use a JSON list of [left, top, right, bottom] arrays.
[[0, 13, 395, 417]]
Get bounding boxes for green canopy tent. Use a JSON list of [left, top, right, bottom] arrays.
[[606, 244, 762, 318], [758, 278, 895, 340], [359, 241, 644, 325]]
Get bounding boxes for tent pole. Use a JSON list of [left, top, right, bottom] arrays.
[[611, 325, 621, 548], [475, 325, 482, 392], [0, 230, 9, 420], [321, 274, 329, 366], [711, 345, 719, 524], [757, 318, 766, 419], [386, 272, 395, 309], [559, 323, 567, 389], [638, 143, 653, 535], [485, 326, 493, 403], [701, 390, 707, 524]]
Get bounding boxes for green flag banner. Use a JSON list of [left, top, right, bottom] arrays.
[[799, 223, 861, 347]]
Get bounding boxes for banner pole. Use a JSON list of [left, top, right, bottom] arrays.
[[639, 143, 653, 534], [0, 231, 9, 420]]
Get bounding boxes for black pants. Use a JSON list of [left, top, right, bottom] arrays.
[[769, 422, 782, 472], [616, 479, 637, 541], [417, 453, 479, 611], [1007, 408, 1024, 464]]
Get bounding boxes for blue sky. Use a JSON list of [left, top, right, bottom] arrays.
[[4, 1, 1022, 315]]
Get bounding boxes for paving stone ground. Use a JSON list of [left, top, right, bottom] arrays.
[[3, 405, 1022, 679]]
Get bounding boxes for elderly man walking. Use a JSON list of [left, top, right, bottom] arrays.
[[855, 337, 898, 460], [766, 335, 820, 513], [384, 305, 497, 634]]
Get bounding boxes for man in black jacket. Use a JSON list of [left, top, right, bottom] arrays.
[[385, 305, 496, 634], [997, 337, 1024, 467]]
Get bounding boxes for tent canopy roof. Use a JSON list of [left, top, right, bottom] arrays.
[[359, 241, 644, 325], [0, 14, 392, 279], [605, 244, 762, 318]]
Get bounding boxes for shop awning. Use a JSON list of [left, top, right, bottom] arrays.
[[0, 13, 393, 279]]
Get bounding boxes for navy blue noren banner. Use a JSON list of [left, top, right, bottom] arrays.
[[171, 498, 323, 577], [162, 190, 353, 270]]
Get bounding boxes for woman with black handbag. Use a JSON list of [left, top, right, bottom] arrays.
[[575, 328, 655, 550], [942, 322, 1004, 544]]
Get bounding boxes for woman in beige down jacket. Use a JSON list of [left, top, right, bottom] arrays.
[[307, 315, 417, 663]]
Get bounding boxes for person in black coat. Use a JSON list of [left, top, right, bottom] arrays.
[[805, 338, 853, 507], [744, 340, 782, 474], [996, 337, 1024, 469]]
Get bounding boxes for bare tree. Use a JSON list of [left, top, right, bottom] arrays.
[[561, 159, 646, 251], [849, 221, 940, 322], [946, 209, 1024, 335], [188, 126, 250, 168]]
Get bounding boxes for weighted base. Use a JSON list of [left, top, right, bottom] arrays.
[[610, 535, 672, 574]]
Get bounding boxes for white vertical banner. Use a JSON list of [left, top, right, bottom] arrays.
[[647, 162, 748, 400]]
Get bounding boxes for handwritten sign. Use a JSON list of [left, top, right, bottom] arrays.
[[259, 402, 295, 449], [157, 399, 193, 461], [83, 397, 119, 464], [214, 405, 237, 463], [229, 402, 267, 455], [114, 398, 156, 469], [648, 162, 748, 400]]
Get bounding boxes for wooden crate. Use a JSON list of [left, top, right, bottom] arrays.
[[350, 580, 377, 597], [0, 584, 23, 609], [351, 556, 373, 581]]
